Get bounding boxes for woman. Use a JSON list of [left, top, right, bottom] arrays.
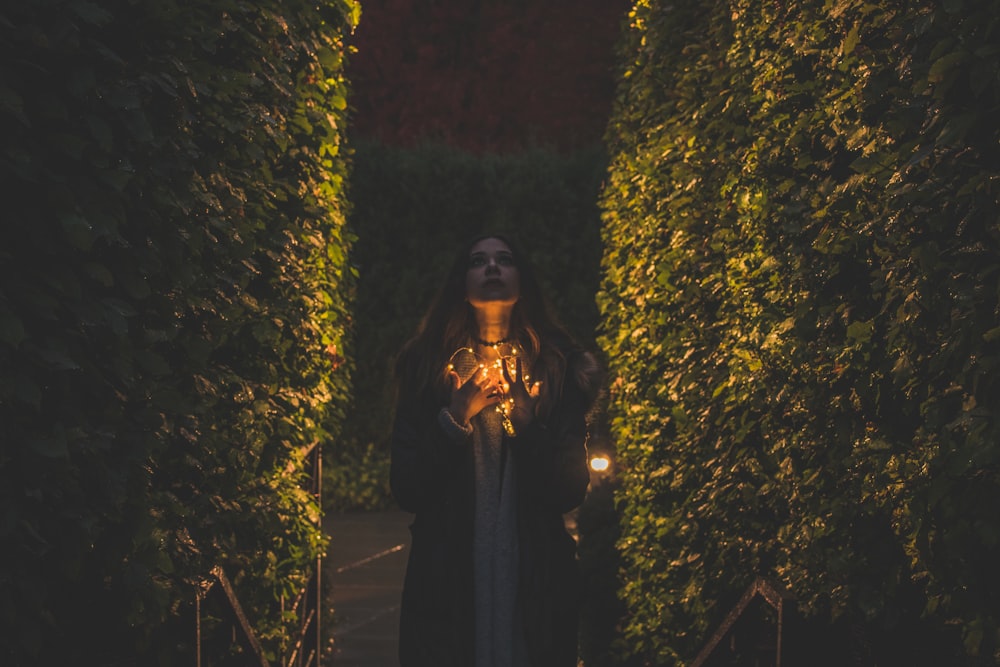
[[390, 234, 601, 667]]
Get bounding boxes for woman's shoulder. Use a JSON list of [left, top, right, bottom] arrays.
[[540, 331, 602, 413], [564, 348, 603, 409]]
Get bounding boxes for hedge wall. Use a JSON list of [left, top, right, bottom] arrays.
[[334, 139, 607, 510], [0, 0, 357, 663], [600, 0, 999, 664]]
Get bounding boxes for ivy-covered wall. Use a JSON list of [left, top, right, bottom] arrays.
[[600, 0, 999, 664], [0, 0, 357, 663]]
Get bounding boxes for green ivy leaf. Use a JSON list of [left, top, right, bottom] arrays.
[[846, 320, 873, 344], [32, 433, 69, 459], [59, 214, 96, 251], [927, 50, 968, 83], [0, 314, 26, 346], [0, 84, 29, 126]]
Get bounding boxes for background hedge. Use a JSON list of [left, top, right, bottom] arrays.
[[333, 139, 608, 510], [0, 0, 357, 663], [600, 0, 999, 664]]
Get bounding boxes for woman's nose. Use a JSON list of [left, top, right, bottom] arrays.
[[485, 259, 500, 274]]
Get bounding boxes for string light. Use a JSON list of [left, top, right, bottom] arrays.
[[445, 343, 529, 436]]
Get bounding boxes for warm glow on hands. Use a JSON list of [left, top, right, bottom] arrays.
[[446, 344, 530, 436], [500, 355, 540, 436]]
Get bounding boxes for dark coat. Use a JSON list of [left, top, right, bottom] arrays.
[[390, 351, 596, 667]]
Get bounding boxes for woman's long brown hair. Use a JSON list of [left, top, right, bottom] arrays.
[[394, 233, 580, 419]]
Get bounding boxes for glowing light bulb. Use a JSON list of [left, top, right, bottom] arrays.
[[590, 455, 611, 472]]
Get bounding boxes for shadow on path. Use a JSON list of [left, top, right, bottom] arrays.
[[324, 510, 411, 667]]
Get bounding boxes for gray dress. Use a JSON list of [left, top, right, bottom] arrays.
[[471, 406, 530, 667]]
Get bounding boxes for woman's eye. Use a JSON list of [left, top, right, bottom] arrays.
[[468, 254, 515, 268]]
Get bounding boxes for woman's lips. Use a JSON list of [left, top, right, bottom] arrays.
[[483, 279, 504, 288]]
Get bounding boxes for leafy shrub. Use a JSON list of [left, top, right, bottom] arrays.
[[600, 0, 1000, 664], [0, 0, 358, 662]]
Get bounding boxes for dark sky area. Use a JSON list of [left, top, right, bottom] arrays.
[[346, 0, 632, 153]]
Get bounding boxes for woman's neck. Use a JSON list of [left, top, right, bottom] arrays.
[[474, 307, 511, 345]]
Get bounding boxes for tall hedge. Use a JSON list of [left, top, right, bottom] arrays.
[[0, 0, 358, 663], [600, 0, 999, 664], [334, 139, 607, 510]]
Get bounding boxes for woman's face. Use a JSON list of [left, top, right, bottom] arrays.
[[465, 237, 520, 309]]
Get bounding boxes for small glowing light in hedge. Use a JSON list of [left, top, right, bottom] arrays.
[[590, 455, 611, 472]]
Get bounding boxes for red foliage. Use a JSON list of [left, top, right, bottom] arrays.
[[346, 0, 631, 153]]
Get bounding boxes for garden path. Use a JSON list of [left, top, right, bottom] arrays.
[[324, 509, 411, 667]]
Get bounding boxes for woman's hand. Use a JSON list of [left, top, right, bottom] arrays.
[[501, 356, 540, 434], [448, 368, 503, 426]]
